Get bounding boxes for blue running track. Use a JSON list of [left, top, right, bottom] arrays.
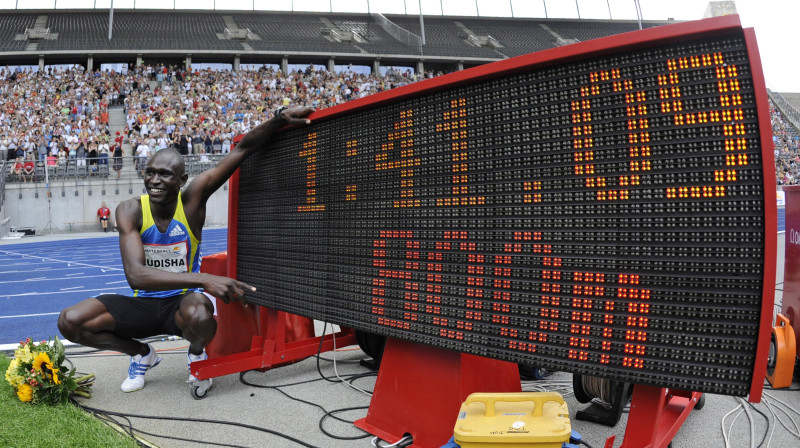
[[0, 228, 228, 346], [0, 208, 787, 347]]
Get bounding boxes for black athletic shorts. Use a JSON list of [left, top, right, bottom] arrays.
[[96, 293, 191, 339]]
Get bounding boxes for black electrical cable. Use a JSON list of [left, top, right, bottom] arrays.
[[117, 422, 251, 448], [346, 371, 379, 381], [95, 410, 140, 444], [579, 440, 596, 448], [239, 370, 365, 426], [96, 410, 252, 448], [317, 355, 363, 364], [318, 406, 372, 440], [238, 322, 376, 442], [240, 369, 327, 388], [747, 402, 771, 448], [63, 336, 169, 356], [240, 367, 373, 390], [346, 371, 378, 394], [374, 436, 415, 448], [315, 323, 343, 383], [68, 347, 370, 446], [70, 399, 318, 448]]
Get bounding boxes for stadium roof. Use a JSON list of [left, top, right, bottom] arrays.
[[4, 1, 800, 92], [2, 0, 707, 21]]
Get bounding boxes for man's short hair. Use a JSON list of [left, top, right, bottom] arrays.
[[150, 147, 186, 176]]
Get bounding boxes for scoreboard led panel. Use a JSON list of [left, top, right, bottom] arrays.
[[233, 16, 776, 398]]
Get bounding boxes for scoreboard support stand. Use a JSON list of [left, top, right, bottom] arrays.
[[191, 309, 357, 380], [354, 337, 521, 448], [190, 252, 358, 381], [615, 385, 703, 448]]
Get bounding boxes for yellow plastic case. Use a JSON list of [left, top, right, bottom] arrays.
[[453, 392, 571, 448]]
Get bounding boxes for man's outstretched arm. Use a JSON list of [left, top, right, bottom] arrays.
[[183, 106, 314, 204], [116, 200, 253, 304]]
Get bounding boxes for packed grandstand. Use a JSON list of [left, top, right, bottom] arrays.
[[0, 9, 798, 188]]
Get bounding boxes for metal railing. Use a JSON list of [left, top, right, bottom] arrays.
[[3, 154, 223, 184], [0, 159, 6, 211]]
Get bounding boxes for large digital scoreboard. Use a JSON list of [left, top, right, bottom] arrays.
[[232, 16, 776, 398]]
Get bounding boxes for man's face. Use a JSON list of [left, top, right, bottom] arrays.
[[144, 152, 187, 204]]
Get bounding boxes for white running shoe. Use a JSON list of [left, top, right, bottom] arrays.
[[187, 350, 213, 398], [120, 344, 162, 393], [187, 350, 208, 383]]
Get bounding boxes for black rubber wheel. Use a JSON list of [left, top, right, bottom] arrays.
[[573, 374, 592, 404], [694, 394, 706, 410], [191, 385, 208, 400], [767, 332, 777, 377], [355, 330, 387, 365]]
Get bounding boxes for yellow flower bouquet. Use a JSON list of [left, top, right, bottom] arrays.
[[4, 336, 94, 404]]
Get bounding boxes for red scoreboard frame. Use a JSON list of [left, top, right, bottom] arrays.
[[227, 15, 776, 400]]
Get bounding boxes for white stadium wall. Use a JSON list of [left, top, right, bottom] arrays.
[[2, 177, 230, 235]]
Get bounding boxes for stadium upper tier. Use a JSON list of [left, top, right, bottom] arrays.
[[1, 10, 669, 61]]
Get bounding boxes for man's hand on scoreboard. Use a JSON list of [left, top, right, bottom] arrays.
[[202, 273, 256, 305], [278, 106, 315, 126]]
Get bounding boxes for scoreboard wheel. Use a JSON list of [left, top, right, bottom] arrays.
[[694, 393, 706, 410], [356, 330, 387, 368]]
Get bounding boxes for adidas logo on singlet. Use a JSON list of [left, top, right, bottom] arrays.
[[169, 226, 186, 237]]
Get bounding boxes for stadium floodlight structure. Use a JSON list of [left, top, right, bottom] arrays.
[[635, 0, 644, 29], [108, 1, 113, 40]]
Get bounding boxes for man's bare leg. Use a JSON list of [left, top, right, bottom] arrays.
[[57, 298, 147, 356]]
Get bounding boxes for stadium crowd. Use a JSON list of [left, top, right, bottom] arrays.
[[772, 102, 800, 186], [0, 63, 420, 179], [120, 63, 417, 172], [0, 66, 120, 179], [3, 64, 800, 188]]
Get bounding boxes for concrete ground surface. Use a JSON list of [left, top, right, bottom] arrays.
[[6, 232, 799, 448], [62, 334, 800, 448]]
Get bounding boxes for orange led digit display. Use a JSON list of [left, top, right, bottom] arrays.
[[297, 132, 324, 212], [236, 17, 774, 399]]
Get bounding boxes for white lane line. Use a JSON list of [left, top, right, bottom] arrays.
[[1, 287, 122, 297], [65, 272, 86, 277], [105, 281, 129, 285], [0, 249, 123, 271], [0, 312, 60, 319], [60, 286, 84, 291], [0, 273, 124, 284], [0, 266, 110, 274]]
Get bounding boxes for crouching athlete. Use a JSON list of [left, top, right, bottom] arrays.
[[58, 106, 314, 392]]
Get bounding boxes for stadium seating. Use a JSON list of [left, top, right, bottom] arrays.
[[0, 13, 38, 52], [546, 20, 654, 43], [235, 14, 358, 54], [0, 10, 673, 57], [455, 18, 554, 57]]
